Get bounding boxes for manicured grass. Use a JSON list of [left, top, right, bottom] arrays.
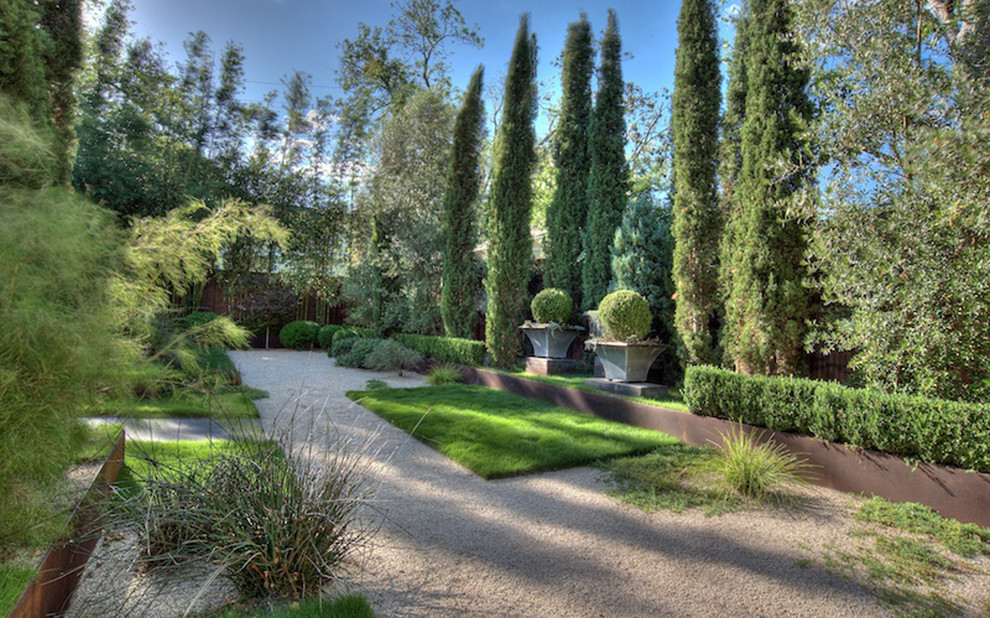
[[91, 385, 267, 420], [0, 564, 36, 616], [347, 384, 679, 478], [500, 369, 690, 412], [212, 593, 375, 617], [121, 440, 244, 485], [855, 497, 990, 558]]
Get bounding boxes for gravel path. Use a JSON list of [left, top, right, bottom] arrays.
[[230, 349, 892, 617]]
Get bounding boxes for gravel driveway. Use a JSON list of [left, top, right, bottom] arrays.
[[229, 349, 893, 617]]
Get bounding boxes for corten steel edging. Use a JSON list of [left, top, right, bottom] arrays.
[[462, 367, 990, 528], [10, 431, 126, 618]]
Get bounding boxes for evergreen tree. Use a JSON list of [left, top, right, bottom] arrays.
[[485, 16, 537, 368], [39, 0, 83, 187], [722, 0, 815, 375], [0, 1, 50, 122], [612, 194, 679, 381], [718, 4, 749, 330], [544, 15, 593, 309], [671, 0, 722, 366], [582, 9, 628, 311], [441, 66, 485, 339]]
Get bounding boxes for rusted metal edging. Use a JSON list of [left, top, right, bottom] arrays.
[[462, 367, 990, 528], [9, 430, 126, 618]]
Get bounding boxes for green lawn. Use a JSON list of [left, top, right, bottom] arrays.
[[500, 369, 689, 412], [0, 564, 35, 616], [347, 384, 679, 478], [212, 593, 375, 618], [91, 385, 267, 420]]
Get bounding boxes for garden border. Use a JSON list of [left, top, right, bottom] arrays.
[[462, 367, 990, 527], [9, 431, 126, 618]]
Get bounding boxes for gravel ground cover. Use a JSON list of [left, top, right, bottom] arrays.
[[229, 349, 990, 617]]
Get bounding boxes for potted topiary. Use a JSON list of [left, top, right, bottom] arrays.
[[519, 288, 583, 359], [585, 290, 666, 382]]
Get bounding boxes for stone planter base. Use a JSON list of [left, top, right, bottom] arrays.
[[584, 378, 667, 398], [519, 326, 582, 359], [525, 357, 576, 376], [590, 342, 665, 383]]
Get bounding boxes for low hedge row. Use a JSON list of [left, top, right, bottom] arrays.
[[393, 333, 485, 366], [683, 365, 990, 473]]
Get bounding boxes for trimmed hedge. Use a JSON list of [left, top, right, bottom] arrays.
[[317, 324, 344, 349], [683, 365, 990, 473], [279, 320, 319, 349], [393, 333, 485, 366]]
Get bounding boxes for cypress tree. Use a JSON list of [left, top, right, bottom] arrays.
[[544, 15, 593, 309], [671, 0, 722, 366], [582, 9, 628, 311], [441, 66, 485, 339], [722, 0, 814, 375], [485, 16, 537, 368], [0, 0, 51, 128], [39, 0, 83, 187]]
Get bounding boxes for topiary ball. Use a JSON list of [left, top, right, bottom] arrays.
[[531, 288, 573, 324], [598, 290, 652, 341], [279, 320, 320, 350]]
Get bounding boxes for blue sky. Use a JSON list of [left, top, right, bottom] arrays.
[[122, 0, 739, 135]]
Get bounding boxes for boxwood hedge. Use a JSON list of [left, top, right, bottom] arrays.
[[393, 333, 485, 366], [683, 365, 990, 473]]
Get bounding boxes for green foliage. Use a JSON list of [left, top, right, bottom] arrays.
[[174, 311, 219, 330], [364, 379, 390, 391], [582, 10, 629, 311], [544, 15, 593, 309], [317, 324, 344, 349], [394, 332, 486, 366], [337, 338, 384, 369], [330, 337, 360, 360], [709, 428, 809, 501], [598, 290, 652, 341], [279, 320, 320, 350], [856, 497, 990, 558], [213, 593, 376, 618], [683, 365, 990, 472], [721, 0, 814, 376], [114, 437, 368, 600], [671, 0, 722, 366], [799, 2, 990, 403], [0, 94, 54, 189], [0, 0, 51, 128], [332, 326, 376, 344], [0, 186, 128, 555], [611, 194, 679, 381], [0, 563, 36, 616], [485, 16, 538, 368], [364, 339, 423, 375], [441, 66, 484, 339], [38, 0, 84, 186], [426, 363, 464, 385], [531, 288, 573, 324], [347, 384, 673, 478]]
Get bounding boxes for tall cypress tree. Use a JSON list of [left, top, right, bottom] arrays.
[[545, 15, 593, 309], [485, 16, 537, 368], [39, 0, 83, 187], [718, 4, 750, 367], [671, 0, 722, 366], [582, 9, 628, 311], [441, 66, 485, 339], [722, 0, 814, 375]]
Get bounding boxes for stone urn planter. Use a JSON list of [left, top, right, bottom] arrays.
[[519, 323, 583, 359], [586, 340, 665, 382], [585, 289, 665, 384]]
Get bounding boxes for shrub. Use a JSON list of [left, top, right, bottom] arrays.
[[363, 340, 423, 376], [317, 324, 344, 349], [709, 428, 809, 501], [332, 326, 376, 343], [279, 320, 320, 350], [393, 333, 485, 366], [531, 288, 573, 324], [173, 311, 219, 330], [331, 337, 359, 360], [598, 290, 652, 341], [683, 365, 990, 473], [337, 338, 383, 369], [426, 363, 464, 386], [115, 436, 369, 600]]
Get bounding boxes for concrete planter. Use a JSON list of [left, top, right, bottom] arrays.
[[519, 325, 582, 359], [588, 341, 664, 383]]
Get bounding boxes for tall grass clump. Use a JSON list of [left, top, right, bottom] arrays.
[[426, 363, 464, 385], [113, 430, 372, 601], [710, 428, 810, 502]]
